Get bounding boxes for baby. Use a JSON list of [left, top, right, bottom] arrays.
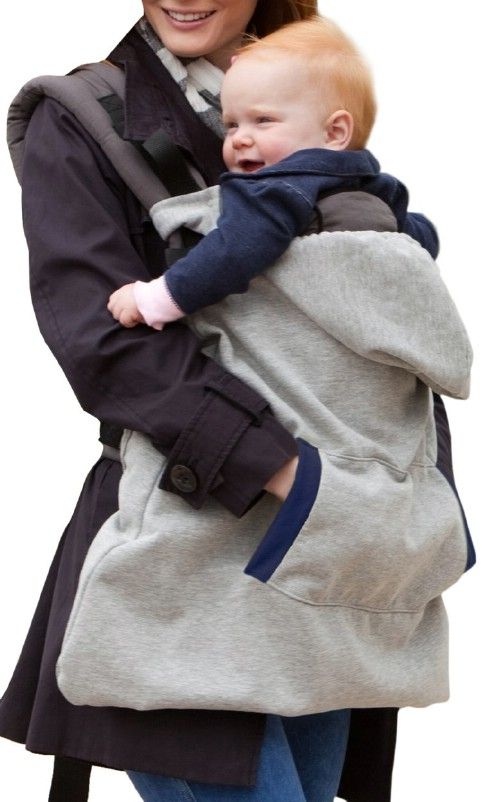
[[107, 15, 438, 331]]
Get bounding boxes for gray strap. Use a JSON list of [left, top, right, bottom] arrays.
[[312, 191, 398, 234], [101, 444, 121, 463], [7, 63, 170, 210]]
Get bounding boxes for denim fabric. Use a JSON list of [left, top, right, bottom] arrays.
[[127, 710, 351, 802]]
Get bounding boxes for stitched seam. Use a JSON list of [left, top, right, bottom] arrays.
[[280, 179, 315, 208], [131, 774, 196, 802], [181, 783, 197, 802], [322, 451, 411, 476], [267, 581, 423, 614], [325, 452, 438, 474], [133, 774, 164, 802]]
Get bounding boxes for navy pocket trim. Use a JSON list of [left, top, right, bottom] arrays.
[[436, 463, 476, 572], [433, 392, 475, 572], [244, 439, 322, 583]]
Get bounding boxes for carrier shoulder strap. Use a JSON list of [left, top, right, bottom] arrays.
[[7, 61, 201, 211]]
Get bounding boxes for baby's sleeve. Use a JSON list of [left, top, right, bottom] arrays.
[[161, 176, 316, 316]]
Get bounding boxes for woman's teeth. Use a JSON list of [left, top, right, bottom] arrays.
[[166, 10, 215, 22]]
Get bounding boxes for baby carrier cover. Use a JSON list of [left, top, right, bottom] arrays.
[[55, 188, 473, 715]]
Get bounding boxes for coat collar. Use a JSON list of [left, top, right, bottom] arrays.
[[107, 27, 225, 186], [221, 148, 381, 184]]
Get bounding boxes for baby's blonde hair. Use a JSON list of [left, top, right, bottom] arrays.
[[237, 16, 376, 149]]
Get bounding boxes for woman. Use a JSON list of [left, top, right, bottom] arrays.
[[1, 1, 443, 800]]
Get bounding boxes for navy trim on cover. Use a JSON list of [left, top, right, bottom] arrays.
[[436, 462, 476, 572], [433, 393, 475, 572], [244, 439, 322, 583]]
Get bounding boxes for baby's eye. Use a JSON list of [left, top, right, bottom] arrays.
[[256, 116, 274, 124], [224, 120, 238, 132]]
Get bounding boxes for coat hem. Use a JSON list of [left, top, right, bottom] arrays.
[[0, 735, 259, 787]]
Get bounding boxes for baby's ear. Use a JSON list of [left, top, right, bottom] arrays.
[[324, 110, 354, 151]]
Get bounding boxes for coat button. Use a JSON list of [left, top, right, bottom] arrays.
[[170, 464, 198, 493]]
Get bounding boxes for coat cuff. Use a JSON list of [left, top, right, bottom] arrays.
[[158, 374, 298, 517]]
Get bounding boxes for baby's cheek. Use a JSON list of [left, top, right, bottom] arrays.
[[265, 137, 297, 165], [222, 140, 234, 170]]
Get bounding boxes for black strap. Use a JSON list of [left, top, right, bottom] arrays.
[[141, 128, 201, 196], [337, 708, 398, 802], [98, 93, 202, 260], [48, 757, 92, 802], [99, 420, 125, 450], [98, 93, 201, 195], [98, 93, 125, 136]]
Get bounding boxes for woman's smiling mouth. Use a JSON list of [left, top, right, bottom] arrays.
[[164, 9, 216, 24]]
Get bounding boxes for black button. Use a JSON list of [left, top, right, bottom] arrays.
[[170, 464, 198, 494]]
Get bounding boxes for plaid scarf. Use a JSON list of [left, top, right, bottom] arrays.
[[137, 17, 225, 138]]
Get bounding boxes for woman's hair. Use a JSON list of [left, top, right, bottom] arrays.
[[248, 0, 318, 38], [240, 15, 376, 149]]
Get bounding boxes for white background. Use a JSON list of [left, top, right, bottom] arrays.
[[0, 1, 487, 799]]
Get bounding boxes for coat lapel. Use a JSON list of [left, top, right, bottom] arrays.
[[108, 27, 225, 186]]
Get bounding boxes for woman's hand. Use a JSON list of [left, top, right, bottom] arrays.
[[264, 455, 299, 502], [108, 283, 144, 328]]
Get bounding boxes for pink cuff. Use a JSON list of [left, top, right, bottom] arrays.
[[133, 277, 184, 330]]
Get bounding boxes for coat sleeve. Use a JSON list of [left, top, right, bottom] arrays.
[[22, 98, 297, 516]]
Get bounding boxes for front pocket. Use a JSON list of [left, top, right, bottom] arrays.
[[245, 442, 468, 612], [244, 439, 322, 583]]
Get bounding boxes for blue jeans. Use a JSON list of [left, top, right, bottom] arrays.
[[127, 709, 351, 802]]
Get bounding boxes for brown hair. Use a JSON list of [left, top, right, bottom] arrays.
[[239, 15, 376, 149], [248, 0, 319, 38]]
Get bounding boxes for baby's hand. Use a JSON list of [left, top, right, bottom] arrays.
[[108, 283, 144, 328]]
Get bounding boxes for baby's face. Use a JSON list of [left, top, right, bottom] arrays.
[[221, 53, 330, 173]]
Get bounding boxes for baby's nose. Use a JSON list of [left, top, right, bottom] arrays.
[[232, 131, 253, 149]]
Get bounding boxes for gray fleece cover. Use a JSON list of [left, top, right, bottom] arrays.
[[56, 187, 472, 715]]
